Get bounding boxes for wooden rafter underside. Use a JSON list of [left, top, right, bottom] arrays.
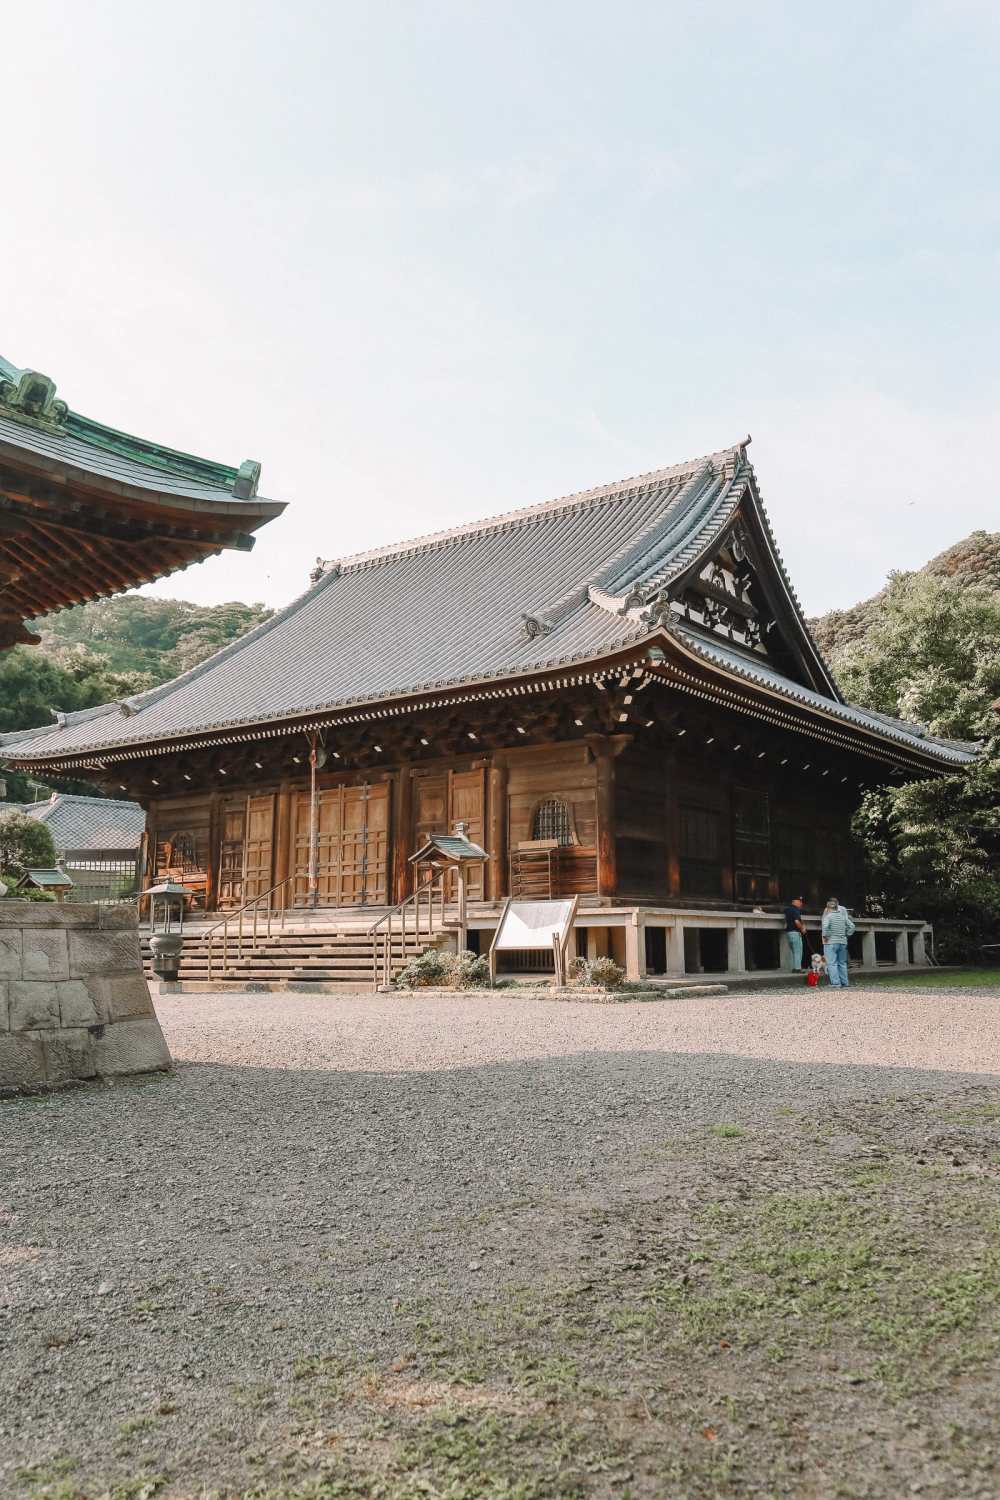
[[3, 645, 959, 787], [0, 468, 257, 642]]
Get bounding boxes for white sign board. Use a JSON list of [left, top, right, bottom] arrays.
[[488, 896, 579, 986], [492, 899, 576, 951]]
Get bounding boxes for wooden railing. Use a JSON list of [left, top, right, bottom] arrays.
[[368, 867, 449, 990], [205, 877, 296, 982]]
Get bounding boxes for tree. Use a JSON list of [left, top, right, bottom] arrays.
[[829, 572, 1000, 961], [0, 811, 57, 887]]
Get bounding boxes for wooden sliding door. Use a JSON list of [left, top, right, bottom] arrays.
[[292, 782, 390, 906]]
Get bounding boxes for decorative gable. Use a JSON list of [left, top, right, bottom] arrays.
[[669, 527, 771, 655]]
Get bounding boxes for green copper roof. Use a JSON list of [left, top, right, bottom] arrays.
[[0, 353, 264, 501]]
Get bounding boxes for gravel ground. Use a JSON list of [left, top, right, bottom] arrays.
[[3, 985, 999, 1499]]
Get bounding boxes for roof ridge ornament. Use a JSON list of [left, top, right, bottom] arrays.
[[310, 558, 342, 584], [0, 369, 68, 431], [232, 459, 261, 499], [521, 613, 552, 640]]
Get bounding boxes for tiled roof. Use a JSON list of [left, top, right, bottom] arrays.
[[21, 867, 75, 887], [0, 439, 973, 771], [0, 794, 145, 851]]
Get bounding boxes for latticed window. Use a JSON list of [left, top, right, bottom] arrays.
[[532, 799, 573, 845]]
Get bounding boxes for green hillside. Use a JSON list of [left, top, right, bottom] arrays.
[[811, 530, 1000, 660], [0, 596, 271, 802], [32, 595, 272, 683]]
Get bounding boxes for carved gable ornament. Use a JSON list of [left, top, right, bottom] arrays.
[[0, 368, 68, 431], [668, 527, 773, 655]]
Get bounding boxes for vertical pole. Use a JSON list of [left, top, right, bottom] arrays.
[[488, 758, 509, 901], [457, 866, 467, 954], [307, 731, 320, 911]]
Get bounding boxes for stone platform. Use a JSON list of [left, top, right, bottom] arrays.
[[0, 903, 172, 1093]]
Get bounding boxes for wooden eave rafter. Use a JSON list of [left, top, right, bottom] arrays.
[[0, 463, 257, 618], [652, 632, 956, 778], [1, 632, 961, 784]]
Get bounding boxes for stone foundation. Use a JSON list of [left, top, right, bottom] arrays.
[[0, 904, 172, 1093]]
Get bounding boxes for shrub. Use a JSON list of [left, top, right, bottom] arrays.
[[451, 950, 490, 989], [567, 955, 626, 989], [394, 947, 490, 991], [394, 948, 453, 989]]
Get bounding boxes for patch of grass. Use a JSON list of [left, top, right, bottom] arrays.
[[873, 967, 1000, 988], [117, 1416, 157, 1439], [711, 1122, 746, 1139], [14, 1455, 78, 1495]]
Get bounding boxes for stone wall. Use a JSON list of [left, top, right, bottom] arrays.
[[0, 904, 172, 1093]]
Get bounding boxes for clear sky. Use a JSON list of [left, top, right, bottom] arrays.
[[3, 2, 997, 617]]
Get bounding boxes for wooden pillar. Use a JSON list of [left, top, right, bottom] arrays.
[[727, 920, 746, 974], [393, 764, 413, 903], [624, 912, 646, 982], [206, 791, 221, 912], [307, 732, 319, 910], [596, 746, 616, 897], [664, 752, 681, 898], [488, 757, 509, 901], [273, 786, 292, 910], [665, 922, 685, 976], [588, 734, 630, 899], [456, 865, 467, 954]]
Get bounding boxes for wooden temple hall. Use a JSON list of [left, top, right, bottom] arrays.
[[2, 432, 975, 982]]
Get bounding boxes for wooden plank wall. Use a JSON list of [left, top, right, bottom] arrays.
[[143, 737, 862, 912]]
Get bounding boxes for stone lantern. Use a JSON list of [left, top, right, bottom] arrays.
[[144, 880, 191, 981]]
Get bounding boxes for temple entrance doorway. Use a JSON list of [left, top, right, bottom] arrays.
[[217, 794, 276, 909], [292, 782, 390, 907]]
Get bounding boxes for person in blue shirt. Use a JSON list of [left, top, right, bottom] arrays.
[[783, 896, 807, 970], [822, 898, 856, 988]]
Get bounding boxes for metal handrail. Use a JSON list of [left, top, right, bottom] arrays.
[[368, 867, 450, 989], [206, 876, 296, 982]]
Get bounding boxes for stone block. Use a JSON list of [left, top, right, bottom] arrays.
[[56, 980, 100, 1028], [0, 980, 8, 1032], [22, 929, 70, 980], [85, 971, 155, 1023], [0, 929, 22, 978], [8, 904, 99, 928], [92, 1017, 172, 1078], [42, 1027, 96, 1083], [68, 929, 141, 976], [9, 980, 60, 1030], [0, 1033, 47, 1090]]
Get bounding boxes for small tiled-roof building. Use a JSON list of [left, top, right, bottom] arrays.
[[1, 793, 145, 902], [0, 437, 978, 923]]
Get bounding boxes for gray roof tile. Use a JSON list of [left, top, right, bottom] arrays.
[[0, 440, 974, 771], [0, 794, 145, 851]]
